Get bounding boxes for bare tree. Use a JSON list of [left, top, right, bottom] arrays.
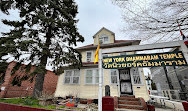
[[112, 0, 188, 43]]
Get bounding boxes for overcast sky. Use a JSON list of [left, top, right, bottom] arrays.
[[75, 0, 128, 47], [0, 0, 129, 47]]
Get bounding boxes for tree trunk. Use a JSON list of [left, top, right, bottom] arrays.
[[32, 55, 48, 99], [32, 26, 52, 99], [32, 73, 45, 98]]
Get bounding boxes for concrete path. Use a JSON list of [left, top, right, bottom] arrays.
[[155, 107, 173, 111], [116, 107, 174, 111]]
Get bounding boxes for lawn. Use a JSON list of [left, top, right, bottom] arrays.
[[0, 97, 86, 110], [0, 97, 56, 110]]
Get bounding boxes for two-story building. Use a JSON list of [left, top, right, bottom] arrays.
[[54, 27, 149, 102]]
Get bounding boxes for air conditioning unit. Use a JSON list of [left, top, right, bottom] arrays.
[[87, 58, 91, 62], [162, 90, 180, 100]]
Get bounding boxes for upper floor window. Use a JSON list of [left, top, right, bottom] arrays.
[[99, 34, 109, 44], [86, 51, 92, 62], [64, 70, 80, 84]]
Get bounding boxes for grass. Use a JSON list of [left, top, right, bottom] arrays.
[[0, 97, 56, 110], [59, 106, 65, 108], [0, 97, 85, 110]]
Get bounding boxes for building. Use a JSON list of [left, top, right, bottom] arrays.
[[0, 61, 58, 98], [150, 65, 188, 100], [55, 27, 149, 101]]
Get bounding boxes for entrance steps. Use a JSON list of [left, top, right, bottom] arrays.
[[117, 95, 145, 111]]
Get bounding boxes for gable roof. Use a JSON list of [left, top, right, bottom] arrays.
[[93, 27, 115, 38]]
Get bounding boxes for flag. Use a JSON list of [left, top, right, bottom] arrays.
[[180, 30, 188, 45], [177, 21, 188, 45], [94, 39, 100, 64], [182, 33, 188, 45]]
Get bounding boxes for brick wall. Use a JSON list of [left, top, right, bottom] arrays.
[[0, 61, 58, 98]]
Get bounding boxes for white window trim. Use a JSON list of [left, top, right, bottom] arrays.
[[63, 69, 80, 85], [109, 69, 118, 85], [103, 36, 109, 43], [85, 68, 101, 85], [99, 34, 109, 44], [85, 51, 93, 62], [130, 68, 144, 85]]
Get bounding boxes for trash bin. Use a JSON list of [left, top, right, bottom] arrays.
[[102, 96, 114, 111]]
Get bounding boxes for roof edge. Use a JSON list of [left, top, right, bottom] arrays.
[[93, 27, 115, 38]]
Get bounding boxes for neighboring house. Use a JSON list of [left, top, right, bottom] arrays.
[[150, 67, 170, 93], [0, 61, 58, 98], [150, 65, 188, 100], [55, 27, 149, 101]]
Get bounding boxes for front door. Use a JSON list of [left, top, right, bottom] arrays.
[[119, 69, 133, 95]]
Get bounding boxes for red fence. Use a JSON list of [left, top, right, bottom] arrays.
[[0, 102, 57, 111]]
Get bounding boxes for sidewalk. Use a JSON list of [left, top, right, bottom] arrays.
[[155, 107, 173, 111]]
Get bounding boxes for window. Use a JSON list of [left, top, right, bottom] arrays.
[[132, 68, 141, 84], [103, 37, 108, 43], [85, 69, 99, 84], [99, 34, 109, 44], [64, 70, 80, 84], [99, 37, 103, 44], [110, 69, 118, 84], [86, 51, 92, 62]]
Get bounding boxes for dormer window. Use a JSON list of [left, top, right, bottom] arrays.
[[103, 37, 109, 43], [99, 34, 109, 44]]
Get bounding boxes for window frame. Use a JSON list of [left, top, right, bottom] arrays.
[[63, 70, 80, 85], [103, 36, 109, 43], [109, 69, 118, 85], [130, 68, 143, 85], [99, 34, 109, 44], [86, 51, 93, 62], [85, 68, 99, 85]]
